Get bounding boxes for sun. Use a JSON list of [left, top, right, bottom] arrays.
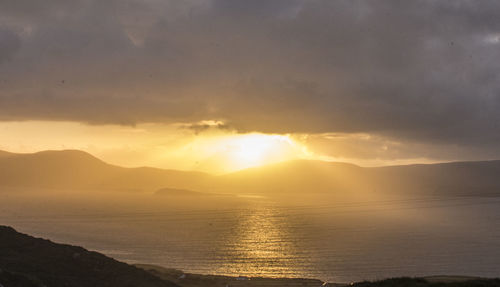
[[163, 131, 314, 173], [230, 135, 276, 166], [223, 134, 299, 171]]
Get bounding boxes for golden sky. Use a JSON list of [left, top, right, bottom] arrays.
[[1, 1, 500, 170], [0, 120, 454, 174]]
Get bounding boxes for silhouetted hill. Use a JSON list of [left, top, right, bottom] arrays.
[[366, 160, 500, 196], [1, 149, 500, 197], [0, 150, 15, 158], [217, 159, 500, 197], [217, 160, 365, 194], [0, 225, 178, 287], [0, 150, 211, 192]]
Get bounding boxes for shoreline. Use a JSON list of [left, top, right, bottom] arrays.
[[135, 264, 341, 286], [135, 264, 487, 287], [1, 225, 499, 287]]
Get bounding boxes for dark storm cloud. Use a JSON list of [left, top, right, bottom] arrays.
[[1, 0, 500, 149], [0, 28, 21, 64]]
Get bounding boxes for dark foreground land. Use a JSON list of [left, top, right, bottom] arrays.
[[0, 226, 178, 287], [1, 225, 499, 287], [136, 264, 500, 287]]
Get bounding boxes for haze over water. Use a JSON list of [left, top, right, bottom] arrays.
[[3, 1, 500, 284], [3, 190, 500, 282]]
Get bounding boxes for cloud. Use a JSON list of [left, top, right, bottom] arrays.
[[0, 28, 21, 64], [298, 132, 500, 166], [1, 0, 500, 153], [180, 120, 230, 134]]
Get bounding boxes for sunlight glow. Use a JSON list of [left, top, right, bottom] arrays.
[[224, 134, 296, 170], [0, 121, 318, 174], [166, 131, 316, 173]]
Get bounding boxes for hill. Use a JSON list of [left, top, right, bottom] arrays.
[[216, 160, 366, 195], [216, 159, 500, 197], [1, 149, 500, 197], [0, 225, 178, 287], [0, 150, 211, 192]]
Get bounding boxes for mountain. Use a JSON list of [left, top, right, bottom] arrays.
[[366, 160, 500, 196], [0, 150, 211, 192], [0, 150, 15, 158], [0, 225, 178, 287], [216, 160, 366, 194], [1, 149, 500, 197], [216, 159, 500, 197]]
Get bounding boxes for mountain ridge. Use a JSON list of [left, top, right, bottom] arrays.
[[3, 148, 500, 175], [1, 149, 500, 197], [0, 149, 211, 192]]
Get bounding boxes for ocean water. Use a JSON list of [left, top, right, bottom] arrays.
[[2, 191, 500, 283]]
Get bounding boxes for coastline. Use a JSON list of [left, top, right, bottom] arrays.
[[135, 264, 342, 286], [135, 264, 487, 287], [1, 224, 499, 287]]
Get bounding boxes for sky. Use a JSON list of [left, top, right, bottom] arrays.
[[1, 0, 500, 173]]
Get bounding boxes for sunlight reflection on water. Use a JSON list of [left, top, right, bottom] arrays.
[[3, 195, 500, 282], [215, 204, 298, 277]]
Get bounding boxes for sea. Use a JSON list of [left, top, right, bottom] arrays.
[[2, 190, 500, 283]]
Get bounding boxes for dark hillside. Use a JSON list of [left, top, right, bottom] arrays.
[[0, 226, 178, 287]]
